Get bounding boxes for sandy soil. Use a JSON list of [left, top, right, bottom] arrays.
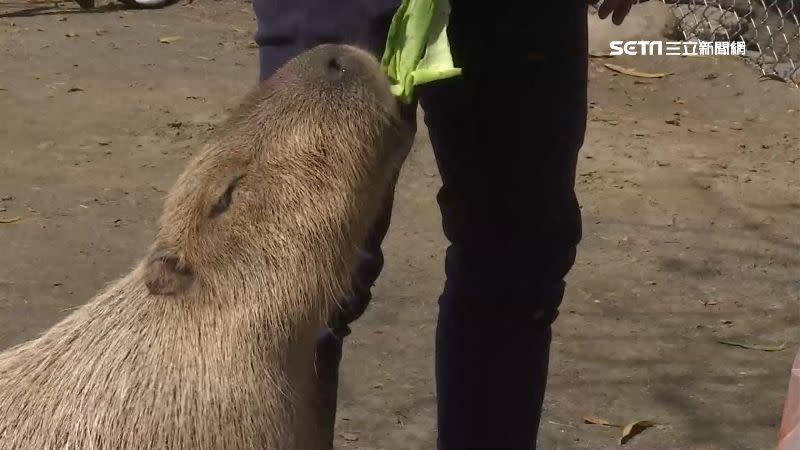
[[1, 1, 798, 449]]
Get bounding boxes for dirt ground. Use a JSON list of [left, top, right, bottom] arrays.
[[1, 1, 798, 449]]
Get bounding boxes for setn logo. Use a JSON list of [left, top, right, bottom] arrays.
[[609, 40, 663, 56]]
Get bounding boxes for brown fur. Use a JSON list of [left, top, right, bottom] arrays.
[[0, 44, 411, 450]]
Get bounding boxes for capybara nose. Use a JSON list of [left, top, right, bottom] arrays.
[[326, 55, 344, 74], [318, 44, 374, 81], [323, 51, 348, 81]]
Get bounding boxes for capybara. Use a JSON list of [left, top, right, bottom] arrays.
[[0, 44, 411, 450]]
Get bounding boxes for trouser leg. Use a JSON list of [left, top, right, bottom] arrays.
[[417, 2, 589, 448], [315, 186, 397, 448]]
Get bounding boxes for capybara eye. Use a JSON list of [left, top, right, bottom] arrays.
[[209, 175, 243, 218]]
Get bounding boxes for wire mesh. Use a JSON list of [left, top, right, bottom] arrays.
[[660, 0, 800, 84]]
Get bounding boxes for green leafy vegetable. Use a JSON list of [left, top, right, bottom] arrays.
[[380, 0, 462, 104]]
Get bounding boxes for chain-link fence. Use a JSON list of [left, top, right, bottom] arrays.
[[660, 0, 800, 84]]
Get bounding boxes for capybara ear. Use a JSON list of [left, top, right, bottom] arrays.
[[145, 248, 193, 296]]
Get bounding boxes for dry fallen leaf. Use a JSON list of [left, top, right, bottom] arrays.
[[341, 432, 359, 442], [718, 339, 787, 352], [583, 416, 618, 427], [760, 73, 787, 82], [620, 420, 656, 445], [159, 36, 183, 44], [604, 63, 672, 78], [590, 118, 618, 125], [0, 216, 22, 224]]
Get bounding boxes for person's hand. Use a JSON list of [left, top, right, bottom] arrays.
[[596, 0, 637, 25]]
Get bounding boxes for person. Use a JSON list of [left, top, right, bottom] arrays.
[[253, 0, 636, 448]]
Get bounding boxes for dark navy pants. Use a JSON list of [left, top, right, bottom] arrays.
[[254, 2, 588, 448]]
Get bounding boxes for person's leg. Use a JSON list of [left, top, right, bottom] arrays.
[[314, 183, 397, 447], [252, 1, 407, 447], [417, 1, 588, 448]]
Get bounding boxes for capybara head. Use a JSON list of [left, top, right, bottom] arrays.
[[145, 44, 411, 297]]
